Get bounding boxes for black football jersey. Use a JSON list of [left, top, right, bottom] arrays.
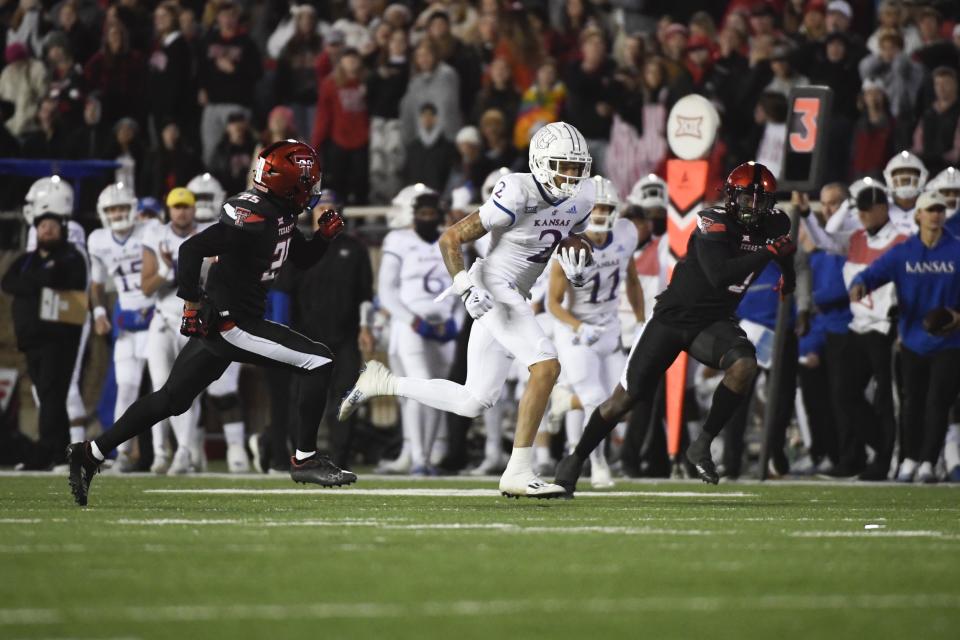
[[654, 206, 792, 326], [177, 189, 328, 321]]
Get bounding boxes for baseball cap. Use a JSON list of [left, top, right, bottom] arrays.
[[166, 187, 196, 208], [916, 191, 949, 211], [455, 126, 481, 146], [856, 185, 888, 210], [827, 0, 852, 19]]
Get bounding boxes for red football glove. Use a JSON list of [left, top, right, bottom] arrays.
[[316, 208, 345, 240], [766, 235, 797, 259], [180, 306, 207, 338]]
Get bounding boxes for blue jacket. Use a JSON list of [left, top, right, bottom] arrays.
[[809, 250, 852, 335], [852, 232, 960, 354], [738, 262, 795, 330]]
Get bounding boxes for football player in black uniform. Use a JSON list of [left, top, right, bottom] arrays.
[[67, 140, 356, 506], [555, 162, 797, 492]]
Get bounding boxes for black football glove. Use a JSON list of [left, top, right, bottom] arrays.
[[766, 235, 797, 259], [180, 306, 207, 338], [316, 208, 345, 240]]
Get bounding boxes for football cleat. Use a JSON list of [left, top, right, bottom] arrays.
[[168, 447, 195, 475], [896, 458, 918, 483], [338, 360, 397, 421], [686, 450, 720, 485], [916, 461, 937, 484], [410, 464, 438, 477], [374, 451, 411, 475], [590, 458, 615, 489], [290, 454, 357, 487], [948, 465, 960, 483], [67, 442, 101, 507], [112, 450, 136, 473], [467, 454, 507, 476], [150, 452, 170, 475], [227, 443, 251, 473], [498, 468, 567, 499], [554, 454, 585, 497]]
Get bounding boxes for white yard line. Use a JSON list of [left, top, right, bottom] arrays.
[[140, 488, 757, 498], [1, 593, 958, 626], [791, 530, 960, 540]]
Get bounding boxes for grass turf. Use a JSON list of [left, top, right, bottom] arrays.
[[0, 474, 958, 640]]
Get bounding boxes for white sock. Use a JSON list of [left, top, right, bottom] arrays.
[[90, 441, 105, 461], [223, 422, 245, 447], [534, 443, 552, 466], [151, 422, 168, 456], [403, 397, 426, 467], [295, 449, 316, 462], [116, 439, 131, 455], [565, 409, 585, 454], [590, 445, 608, 469], [69, 426, 86, 444], [944, 425, 960, 470], [483, 402, 503, 460], [505, 446, 533, 473]]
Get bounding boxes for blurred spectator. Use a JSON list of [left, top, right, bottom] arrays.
[[493, 6, 544, 93], [427, 10, 480, 118], [273, 5, 323, 141], [0, 42, 47, 136], [105, 117, 144, 188], [209, 111, 254, 196], [266, 3, 315, 60], [20, 98, 66, 158], [471, 57, 519, 125], [140, 121, 202, 200], [859, 30, 924, 123], [551, 0, 597, 66], [382, 3, 413, 31], [765, 44, 808, 96], [748, 2, 780, 39], [713, 27, 751, 147], [825, 1, 867, 61], [147, 1, 195, 144], [50, 1, 98, 66], [84, 21, 147, 128], [794, 0, 827, 47], [685, 34, 717, 94], [867, 0, 920, 55], [6, 0, 44, 58], [912, 67, 960, 176], [0, 100, 20, 157], [315, 30, 345, 89], [851, 79, 896, 180], [604, 57, 649, 197], [562, 29, 614, 174], [478, 108, 515, 170], [198, 0, 261, 166], [400, 39, 461, 144], [660, 23, 690, 83], [809, 32, 861, 183], [105, 0, 153, 54], [313, 48, 370, 205], [513, 58, 566, 150], [368, 27, 410, 203], [754, 92, 788, 179], [402, 103, 455, 192], [44, 39, 85, 130], [443, 125, 485, 202], [472, 13, 499, 69], [64, 93, 111, 160], [247, 105, 297, 189], [913, 6, 958, 72], [331, 0, 375, 54]]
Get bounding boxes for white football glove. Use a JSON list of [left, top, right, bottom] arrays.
[[452, 271, 494, 320], [574, 322, 604, 346], [557, 246, 590, 288]]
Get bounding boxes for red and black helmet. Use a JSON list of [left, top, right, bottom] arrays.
[[724, 161, 777, 226], [253, 139, 322, 209]]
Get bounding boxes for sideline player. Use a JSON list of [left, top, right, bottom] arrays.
[[339, 122, 597, 498], [378, 191, 460, 474], [547, 176, 644, 488], [68, 140, 354, 506], [555, 162, 797, 492], [88, 183, 157, 472]]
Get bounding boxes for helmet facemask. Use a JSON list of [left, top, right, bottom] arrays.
[[100, 204, 136, 232], [732, 187, 775, 226], [541, 157, 591, 199], [587, 204, 616, 233], [889, 168, 921, 200]]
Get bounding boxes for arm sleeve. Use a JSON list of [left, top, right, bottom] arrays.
[[478, 175, 523, 230], [176, 223, 237, 302], [852, 245, 898, 292], [288, 227, 329, 269], [793, 249, 811, 312], [801, 213, 850, 255], [377, 251, 415, 325], [695, 238, 773, 289]]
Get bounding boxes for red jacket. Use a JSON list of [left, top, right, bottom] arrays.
[[312, 74, 369, 150]]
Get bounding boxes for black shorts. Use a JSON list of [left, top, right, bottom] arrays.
[[622, 315, 755, 397]]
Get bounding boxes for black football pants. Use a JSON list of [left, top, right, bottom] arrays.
[[898, 346, 960, 464], [96, 318, 333, 456]]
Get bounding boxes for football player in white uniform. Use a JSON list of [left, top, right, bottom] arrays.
[[548, 176, 644, 488], [883, 151, 926, 231], [88, 183, 156, 471], [141, 188, 204, 474], [23, 176, 90, 443], [378, 191, 460, 474], [187, 173, 226, 224], [341, 121, 596, 497]]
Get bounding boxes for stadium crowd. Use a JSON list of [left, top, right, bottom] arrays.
[[1, 0, 960, 483]]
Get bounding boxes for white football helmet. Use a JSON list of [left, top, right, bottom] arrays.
[[528, 121, 592, 200], [389, 183, 436, 229], [927, 166, 960, 212], [883, 151, 928, 201], [587, 175, 619, 233], [97, 183, 138, 233], [481, 167, 511, 202], [187, 173, 226, 222], [627, 173, 668, 210], [23, 176, 74, 224]]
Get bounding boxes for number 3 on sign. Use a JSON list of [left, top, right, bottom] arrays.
[[789, 97, 819, 153]]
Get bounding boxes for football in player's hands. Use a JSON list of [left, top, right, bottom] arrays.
[[923, 307, 956, 335], [557, 235, 594, 265], [316, 208, 345, 240]]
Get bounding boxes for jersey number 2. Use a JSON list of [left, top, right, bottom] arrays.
[[262, 239, 290, 282], [526, 230, 564, 264]]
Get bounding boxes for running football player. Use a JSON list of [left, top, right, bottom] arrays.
[[339, 122, 597, 498], [555, 162, 797, 492], [67, 140, 353, 506]]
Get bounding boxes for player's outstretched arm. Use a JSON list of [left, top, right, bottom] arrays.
[[438, 211, 487, 278]]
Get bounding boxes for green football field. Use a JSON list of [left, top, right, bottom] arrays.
[[1, 473, 958, 640]]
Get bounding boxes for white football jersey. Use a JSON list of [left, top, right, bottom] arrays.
[[888, 201, 918, 233], [567, 218, 638, 325], [27, 220, 88, 254], [88, 223, 156, 312], [381, 228, 457, 321], [141, 222, 208, 322], [477, 173, 597, 298]]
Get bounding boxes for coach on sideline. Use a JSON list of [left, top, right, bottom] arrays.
[[850, 191, 960, 484]]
